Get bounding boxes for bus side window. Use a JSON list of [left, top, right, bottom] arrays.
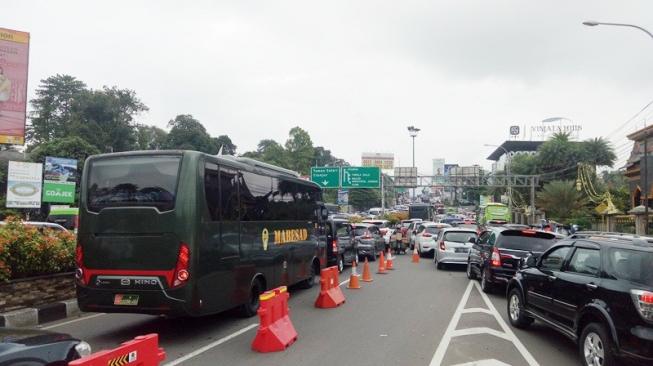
[[220, 167, 240, 221], [296, 184, 319, 221], [204, 163, 220, 221], [240, 171, 272, 221], [270, 178, 296, 220]]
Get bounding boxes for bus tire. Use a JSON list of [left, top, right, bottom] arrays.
[[299, 260, 319, 289], [239, 278, 263, 318]]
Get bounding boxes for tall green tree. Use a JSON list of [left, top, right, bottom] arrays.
[[28, 136, 101, 173], [349, 189, 381, 211], [213, 135, 237, 155], [27, 74, 87, 144], [284, 127, 314, 175], [537, 180, 588, 223], [581, 137, 616, 168], [135, 124, 168, 150], [164, 114, 216, 153]]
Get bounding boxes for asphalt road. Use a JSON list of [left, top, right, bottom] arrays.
[[40, 254, 586, 366]]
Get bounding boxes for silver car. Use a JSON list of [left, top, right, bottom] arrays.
[[434, 228, 478, 269]]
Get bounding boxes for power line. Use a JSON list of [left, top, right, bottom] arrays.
[[604, 98, 653, 140]]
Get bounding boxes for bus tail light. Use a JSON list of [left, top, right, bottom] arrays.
[[631, 290, 653, 321], [75, 244, 86, 285], [491, 247, 502, 267], [173, 243, 190, 288]]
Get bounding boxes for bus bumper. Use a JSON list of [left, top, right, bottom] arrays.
[[76, 285, 191, 316]]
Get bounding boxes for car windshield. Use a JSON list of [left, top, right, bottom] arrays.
[[607, 248, 653, 286], [444, 231, 477, 243], [496, 231, 559, 252]]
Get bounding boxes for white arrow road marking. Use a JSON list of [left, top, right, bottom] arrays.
[[452, 359, 513, 366], [429, 280, 539, 366]]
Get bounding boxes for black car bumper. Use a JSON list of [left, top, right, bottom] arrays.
[[619, 325, 653, 362], [77, 285, 190, 316]]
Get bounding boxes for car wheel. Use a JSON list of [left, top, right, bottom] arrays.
[[480, 268, 493, 293], [239, 279, 263, 317], [435, 253, 443, 270], [466, 260, 477, 280], [580, 323, 615, 366], [337, 256, 344, 273], [299, 261, 318, 289], [507, 288, 533, 328]]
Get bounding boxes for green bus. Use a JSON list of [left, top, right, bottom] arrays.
[[76, 151, 328, 317], [478, 202, 511, 225]]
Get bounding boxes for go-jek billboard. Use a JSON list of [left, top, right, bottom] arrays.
[[0, 28, 30, 145], [43, 156, 78, 203]]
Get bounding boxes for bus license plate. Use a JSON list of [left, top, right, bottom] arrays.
[[114, 294, 139, 306]]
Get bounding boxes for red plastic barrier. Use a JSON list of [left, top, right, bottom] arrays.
[[314, 266, 346, 308], [251, 286, 298, 352], [69, 334, 165, 366]]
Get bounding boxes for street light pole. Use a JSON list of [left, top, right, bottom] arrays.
[[407, 126, 420, 202], [583, 20, 653, 234]]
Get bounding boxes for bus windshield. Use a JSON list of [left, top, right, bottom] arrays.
[[87, 155, 181, 212]]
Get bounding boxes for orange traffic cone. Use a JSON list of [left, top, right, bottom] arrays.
[[361, 257, 373, 282], [386, 249, 394, 270], [412, 247, 419, 263], [347, 260, 361, 289], [377, 251, 387, 274]]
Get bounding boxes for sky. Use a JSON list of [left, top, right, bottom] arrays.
[[2, 0, 653, 173]]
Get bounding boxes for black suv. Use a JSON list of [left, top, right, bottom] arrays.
[[325, 218, 358, 272], [467, 227, 562, 293], [506, 233, 653, 365]]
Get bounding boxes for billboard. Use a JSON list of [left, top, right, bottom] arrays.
[[0, 28, 30, 145], [432, 159, 445, 176], [337, 189, 349, 205], [393, 167, 417, 187], [361, 152, 394, 170], [43, 156, 78, 203], [6, 161, 42, 208]]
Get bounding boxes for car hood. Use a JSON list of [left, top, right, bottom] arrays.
[[0, 328, 76, 346]]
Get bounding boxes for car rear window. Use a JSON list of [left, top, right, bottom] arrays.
[[425, 227, 445, 235], [444, 231, 477, 243], [496, 230, 559, 252], [353, 227, 368, 236], [87, 155, 181, 212], [607, 248, 653, 286]]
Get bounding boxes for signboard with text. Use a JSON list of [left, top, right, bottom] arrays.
[[341, 167, 380, 188], [0, 28, 30, 145], [43, 156, 78, 203], [310, 167, 340, 189], [6, 161, 42, 208]]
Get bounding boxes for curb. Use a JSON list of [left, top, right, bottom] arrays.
[[0, 299, 79, 328]]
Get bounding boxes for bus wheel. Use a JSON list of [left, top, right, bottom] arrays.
[[299, 261, 319, 289], [240, 279, 263, 318]]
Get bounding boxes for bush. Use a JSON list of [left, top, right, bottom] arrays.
[[0, 216, 76, 282], [383, 211, 408, 225]]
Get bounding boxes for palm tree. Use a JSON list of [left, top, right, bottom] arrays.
[[537, 180, 588, 223], [581, 137, 616, 168]]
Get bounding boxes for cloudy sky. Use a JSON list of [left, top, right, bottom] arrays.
[[2, 1, 653, 172]]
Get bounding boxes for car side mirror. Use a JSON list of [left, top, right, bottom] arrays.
[[522, 254, 537, 268], [467, 237, 477, 244]]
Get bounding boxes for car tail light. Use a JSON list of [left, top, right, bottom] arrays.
[[422, 232, 432, 237], [332, 239, 338, 253], [75, 244, 86, 285], [631, 289, 653, 321], [173, 243, 190, 288], [491, 247, 501, 267], [439, 241, 445, 250]]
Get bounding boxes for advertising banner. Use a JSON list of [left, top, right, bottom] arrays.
[[337, 189, 349, 205], [6, 161, 42, 208], [43, 156, 78, 203], [0, 28, 30, 145]]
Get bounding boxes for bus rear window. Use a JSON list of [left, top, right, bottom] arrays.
[[87, 155, 181, 212]]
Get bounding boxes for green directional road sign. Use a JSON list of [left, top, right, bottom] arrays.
[[341, 167, 380, 188], [310, 167, 340, 188]]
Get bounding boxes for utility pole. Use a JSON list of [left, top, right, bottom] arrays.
[[645, 132, 649, 234], [530, 176, 536, 225], [407, 126, 420, 202], [381, 173, 385, 214]]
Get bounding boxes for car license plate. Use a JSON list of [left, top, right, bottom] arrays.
[[114, 294, 139, 306], [455, 248, 469, 253]]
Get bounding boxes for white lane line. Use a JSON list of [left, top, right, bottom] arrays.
[[429, 280, 540, 366], [40, 313, 106, 330], [165, 273, 351, 365], [164, 323, 259, 366], [473, 281, 539, 366]]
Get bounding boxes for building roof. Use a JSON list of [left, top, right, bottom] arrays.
[[626, 125, 653, 141], [486, 140, 545, 161]]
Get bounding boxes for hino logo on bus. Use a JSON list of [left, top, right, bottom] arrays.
[[133, 279, 159, 286], [120, 279, 131, 286]]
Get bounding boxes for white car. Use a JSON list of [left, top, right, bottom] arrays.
[[414, 223, 451, 257], [433, 228, 478, 269]]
